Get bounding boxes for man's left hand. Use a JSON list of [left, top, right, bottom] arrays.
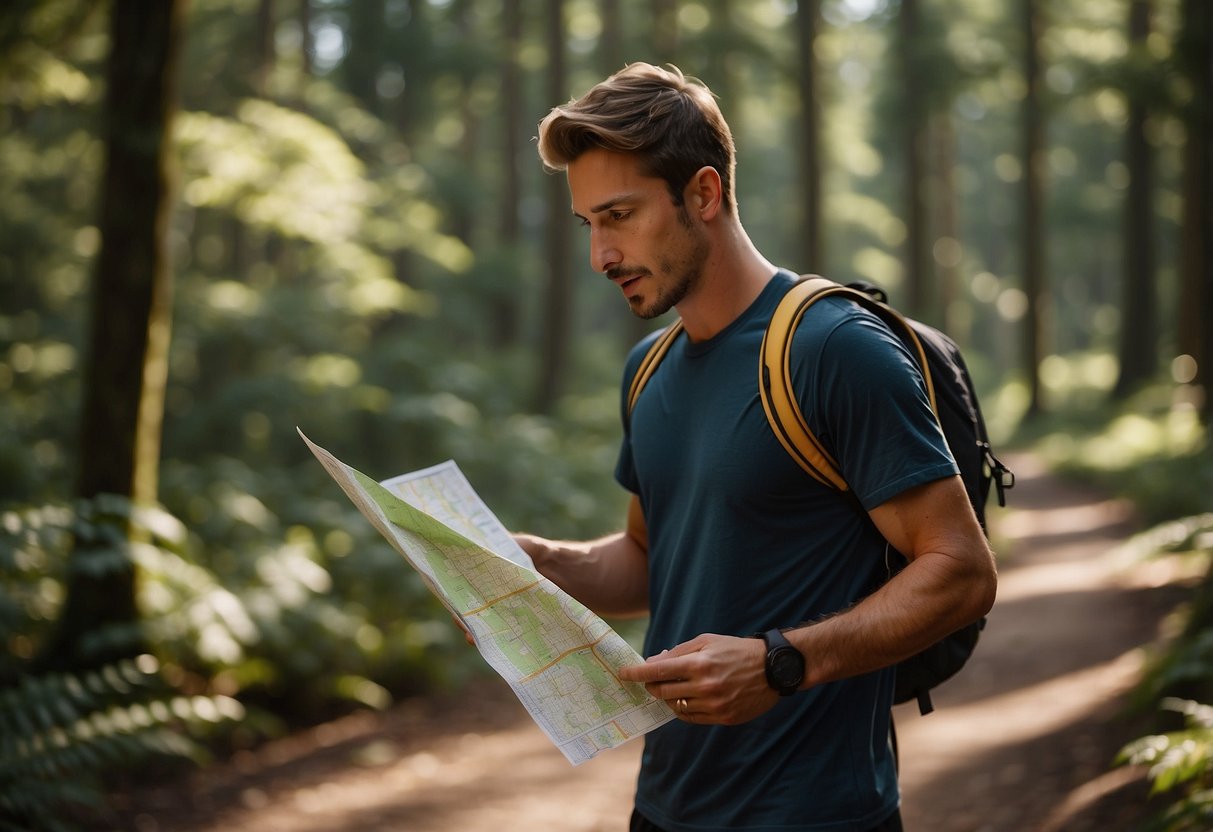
[[618, 633, 778, 725]]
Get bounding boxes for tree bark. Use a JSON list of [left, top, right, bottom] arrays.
[[651, 0, 679, 64], [796, 0, 824, 274], [899, 0, 930, 319], [493, 0, 524, 348], [533, 0, 572, 414], [300, 0, 313, 77], [41, 0, 187, 671], [600, 0, 623, 74], [933, 113, 963, 341], [1113, 0, 1157, 399], [1176, 0, 1213, 427], [1021, 0, 1047, 417], [343, 0, 385, 115], [254, 0, 274, 96]]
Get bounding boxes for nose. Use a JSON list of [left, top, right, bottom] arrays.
[[590, 227, 621, 274]]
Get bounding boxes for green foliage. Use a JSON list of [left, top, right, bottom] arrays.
[[1118, 515, 1213, 705], [1017, 361, 1209, 525], [0, 504, 218, 829], [1119, 698, 1213, 831], [2, 0, 1208, 818], [0, 504, 70, 683], [1117, 513, 1213, 568], [0, 654, 243, 831], [0, 492, 477, 826], [1, 501, 246, 830], [1033, 374, 1213, 831]]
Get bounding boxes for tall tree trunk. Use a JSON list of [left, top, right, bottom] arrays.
[[1177, 0, 1213, 428], [600, 0, 623, 73], [933, 114, 963, 341], [705, 0, 736, 105], [300, 0, 313, 77], [1021, 0, 1047, 417], [796, 0, 824, 274], [390, 1, 431, 286], [652, 0, 679, 64], [40, 0, 187, 671], [596, 0, 650, 350], [493, 0, 523, 348], [344, 0, 385, 115], [398, 0, 432, 141], [899, 0, 930, 318], [1113, 0, 1157, 399], [254, 0, 274, 96], [534, 0, 571, 414], [451, 0, 479, 247]]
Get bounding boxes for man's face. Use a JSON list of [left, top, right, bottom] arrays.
[[567, 148, 708, 320]]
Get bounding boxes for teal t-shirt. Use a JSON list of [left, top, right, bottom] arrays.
[[615, 270, 957, 832]]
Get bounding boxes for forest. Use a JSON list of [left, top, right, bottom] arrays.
[[1, 0, 1211, 828]]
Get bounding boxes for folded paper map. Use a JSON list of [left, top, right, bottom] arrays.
[[299, 429, 674, 764]]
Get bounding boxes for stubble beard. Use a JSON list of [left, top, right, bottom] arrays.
[[629, 261, 695, 319], [628, 206, 709, 320]]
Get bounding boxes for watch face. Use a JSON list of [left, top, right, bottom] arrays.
[[770, 646, 805, 689]]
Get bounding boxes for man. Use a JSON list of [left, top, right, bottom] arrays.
[[514, 63, 997, 832]]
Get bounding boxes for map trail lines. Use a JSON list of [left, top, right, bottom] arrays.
[[299, 430, 674, 764]]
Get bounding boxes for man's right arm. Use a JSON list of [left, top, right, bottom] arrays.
[[514, 494, 650, 618]]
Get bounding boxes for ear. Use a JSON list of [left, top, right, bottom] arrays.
[[687, 166, 723, 221]]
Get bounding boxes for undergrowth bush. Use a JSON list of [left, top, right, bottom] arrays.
[[0, 501, 245, 830], [1116, 509, 1213, 832], [0, 359, 631, 828], [1119, 698, 1213, 832], [0, 655, 243, 831], [1014, 374, 1213, 830]]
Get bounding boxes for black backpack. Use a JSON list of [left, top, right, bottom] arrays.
[[627, 275, 1014, 715]]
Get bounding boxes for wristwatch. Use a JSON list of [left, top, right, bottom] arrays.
[[757, 628, 805, 696]]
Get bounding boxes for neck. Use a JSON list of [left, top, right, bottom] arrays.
[[676, 220, 777, 342]]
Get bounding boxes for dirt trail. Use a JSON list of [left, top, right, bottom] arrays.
[[116, 454, 1188, 832]]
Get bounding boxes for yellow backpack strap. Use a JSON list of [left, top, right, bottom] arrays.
[[759, 275, 939, 492], [627, 319, 685, 415]]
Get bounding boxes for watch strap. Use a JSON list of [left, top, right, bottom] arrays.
[[761, 627, 793, 651]]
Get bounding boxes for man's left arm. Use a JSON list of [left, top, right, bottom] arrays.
[[798, 473, 997, 682], [618, 474, 997, 724]]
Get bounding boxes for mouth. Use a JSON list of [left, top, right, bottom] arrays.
[[609, 269, 649, 297]]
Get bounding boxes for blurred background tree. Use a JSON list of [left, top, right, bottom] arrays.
[[34, 0, 189, 674], [0, 0, 1208, 827]]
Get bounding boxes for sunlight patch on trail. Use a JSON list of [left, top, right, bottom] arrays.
[[996, 498, 1135, 543], [895, 647, 1146, 784]]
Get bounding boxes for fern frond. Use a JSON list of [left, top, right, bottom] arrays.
[[0, 655, 244, 831]]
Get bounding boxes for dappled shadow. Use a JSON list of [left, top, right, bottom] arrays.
[[262, 738, 625, 832], [112, 453, 1191, 832], [914, 448, 1177, 711], [112, 676, 643, 832], [893, 453, 1187, 831], [108, 681, 554, 831], [990, 456, 1138, 558], [929, 579, 1190, 710], [995, 504, 1138, 554], [898, 673, 1161, 832]]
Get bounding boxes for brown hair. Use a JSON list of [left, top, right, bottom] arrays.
[[537, 63, 737, 213]]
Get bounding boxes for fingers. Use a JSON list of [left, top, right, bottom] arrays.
[[619, 638, 708, 684], [651, 637, 707, 658], [618, 657, 676, 685], [450, 613, 476, 647], [620, 634, 777, 725]]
